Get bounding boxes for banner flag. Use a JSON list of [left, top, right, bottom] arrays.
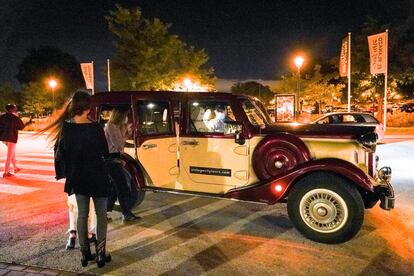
[[339, 36, 349, 77], [80, 62, 94, 91], [368, 32, 388, 75]]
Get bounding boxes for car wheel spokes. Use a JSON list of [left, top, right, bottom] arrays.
[[299, 189, 349, 233]]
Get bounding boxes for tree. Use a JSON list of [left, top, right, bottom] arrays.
[[0, 83, 20, 111], [273, 65, 344, 113], [16, 46, 84, 105], [106, 5, 215, 91], [231, 81, 274, 103], [301, 65, 344, 111], [21, 81, 52, 117]]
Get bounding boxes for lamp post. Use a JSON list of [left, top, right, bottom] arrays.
[[48, 79, 57, 111], [294, 56, 304, 116]]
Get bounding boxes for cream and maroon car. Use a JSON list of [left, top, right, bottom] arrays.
[[90, 91, 394, 244]]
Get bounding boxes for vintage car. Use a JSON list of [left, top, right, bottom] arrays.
[[90, 91, 394, 244]]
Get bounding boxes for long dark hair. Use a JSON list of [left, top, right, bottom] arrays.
[[39, 91, 92, 144]]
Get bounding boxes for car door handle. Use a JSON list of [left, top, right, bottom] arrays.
[[143, 143, 157, 150], [182, 140, 199, 146]]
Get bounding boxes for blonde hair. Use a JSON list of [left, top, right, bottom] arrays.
[[108, 108, 128, 126]]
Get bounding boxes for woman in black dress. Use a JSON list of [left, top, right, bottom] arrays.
[[43, 91, 111, 268]]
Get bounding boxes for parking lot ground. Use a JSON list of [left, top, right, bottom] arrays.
[[0, 262, 78, 276]]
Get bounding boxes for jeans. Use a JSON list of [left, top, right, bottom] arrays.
[[75, 194, 107, 250], [67, 194, 96, 233], [4, 142, 17, 173], [106, 161, 131, 215]]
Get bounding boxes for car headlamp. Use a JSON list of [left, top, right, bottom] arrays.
[[378, 166, 392, 182]]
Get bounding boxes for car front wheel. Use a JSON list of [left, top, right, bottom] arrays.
[[287, 172, 364, 244]]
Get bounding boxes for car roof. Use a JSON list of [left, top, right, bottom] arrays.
[[91, 90, 253, 104], [323, 112, 374, 116]]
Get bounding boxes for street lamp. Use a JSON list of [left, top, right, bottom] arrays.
[[183, 78, 192, 92], [48, 79, 57, 111], [294, 56, 304, 115]]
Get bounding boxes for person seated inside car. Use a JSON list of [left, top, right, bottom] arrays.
[[203, 105, 226, 132]]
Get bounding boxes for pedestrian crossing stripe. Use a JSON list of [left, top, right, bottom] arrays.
[[0, 157, 53, 163], [0, 183, 42, 195]]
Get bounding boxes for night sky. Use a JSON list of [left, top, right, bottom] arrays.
[[0, 0, 411, 90]]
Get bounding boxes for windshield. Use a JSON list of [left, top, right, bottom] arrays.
[[241, 99, 271, 126]]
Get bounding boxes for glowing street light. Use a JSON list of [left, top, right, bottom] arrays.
[[294, 56, 304, 115], [48, 79, 58, 111], [294, 56, 304, 71], [172, 77, 210, 92], [183, 78, 192, 92]]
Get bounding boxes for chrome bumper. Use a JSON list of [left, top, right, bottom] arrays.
[[374, 166, 395, 210]]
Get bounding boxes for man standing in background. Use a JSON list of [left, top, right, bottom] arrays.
[[0, 104, 25, 177]]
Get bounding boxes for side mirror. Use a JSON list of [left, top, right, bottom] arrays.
[[224, 121, 245, 145], [224, 121, 242, 135]]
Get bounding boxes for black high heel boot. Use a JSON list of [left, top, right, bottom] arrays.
[[80, 245, 96, 267], [96, 239, 111, 268]]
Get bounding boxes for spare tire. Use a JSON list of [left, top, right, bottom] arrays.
[[252, 133, 311, 181]]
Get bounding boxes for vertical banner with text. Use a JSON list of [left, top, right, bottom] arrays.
[[339, 33, 351, 111], [339, 36, 349, 77], [368, 30, 389, 130], [80, 62, 94, 94], [368, 32, 388, 75]]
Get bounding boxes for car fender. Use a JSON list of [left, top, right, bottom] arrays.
[[120, 153, 146, 189], [225, 158, 373, 204]]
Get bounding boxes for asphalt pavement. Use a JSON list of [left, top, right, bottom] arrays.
[[0, 133, 413, 275]]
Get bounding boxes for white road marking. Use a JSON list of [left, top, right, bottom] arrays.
[[0, 183, 42, 195], [11, 173, 63, 182], [0, 157, 53, 163], [0, 164, 55, 171]]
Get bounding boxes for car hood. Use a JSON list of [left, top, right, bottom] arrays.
[[258, 123, 376, 140]]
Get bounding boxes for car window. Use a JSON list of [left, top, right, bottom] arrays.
[[242, 100, 268, 126], [329, 115, 342, 124], [343, 115, 356, 123], [318, 117, 330, 124], [362, 114, 379, 123], [189, 101, 234, 134], [137, 101, 171, 136]]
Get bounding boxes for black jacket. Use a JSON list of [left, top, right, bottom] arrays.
[[55, 121, 111, 197], [0, 113, 25, 143]]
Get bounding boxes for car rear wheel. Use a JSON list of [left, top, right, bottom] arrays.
[[287, 172, 364, 244], [114, 166, 145, 211], [123, 166, 145, 209]]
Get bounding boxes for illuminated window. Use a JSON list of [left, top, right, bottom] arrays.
[[189, 101, 235, 134], [137, 101, 171, 135]]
